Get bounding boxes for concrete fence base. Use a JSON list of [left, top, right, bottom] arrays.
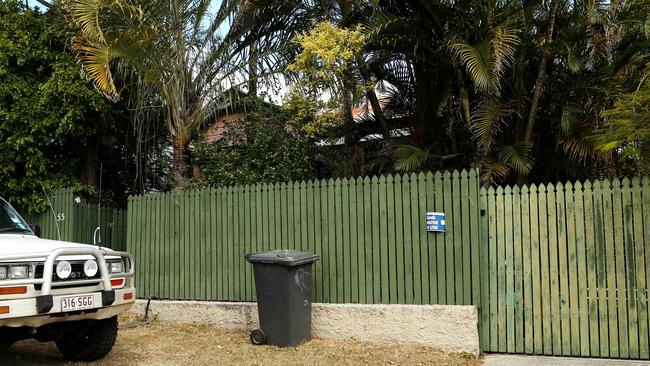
[[127, 300, 480, 357]]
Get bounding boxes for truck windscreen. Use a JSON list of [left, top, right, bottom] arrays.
[[0, 200, 32, 234]]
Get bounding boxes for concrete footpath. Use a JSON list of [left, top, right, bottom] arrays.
[[483, 354, 650, 366]]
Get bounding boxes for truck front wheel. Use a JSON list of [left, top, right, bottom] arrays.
[[0, 329, 17, 350], [56, 316, 118, 362], [0, 339, 14, 350]]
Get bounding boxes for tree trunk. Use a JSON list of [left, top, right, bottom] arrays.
[[365, 85, 390, 139], [457, 68, 471, 126], [356, 56, 391, 139], [518, 0, 560, 185], [413, 61, 447, 143], [248, 38, 258, 97], [172, 135, 191, 190], [80, 136, 98, 188], [523, 0, 560, 144]]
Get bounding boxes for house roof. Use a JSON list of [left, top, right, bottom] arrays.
[[216, 89, 277, 114]]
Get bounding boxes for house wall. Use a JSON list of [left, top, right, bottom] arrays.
[[203, 113, 245, 144]]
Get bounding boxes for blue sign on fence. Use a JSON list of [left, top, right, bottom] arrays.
[[426, 212, 446, 232]]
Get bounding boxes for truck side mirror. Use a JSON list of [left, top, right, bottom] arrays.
[[29, 224, 42, 238]]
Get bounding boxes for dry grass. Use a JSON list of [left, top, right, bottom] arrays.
[[1, 319, 482, 366]]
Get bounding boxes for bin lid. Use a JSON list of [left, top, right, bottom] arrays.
[[245, 249, 320, 267]]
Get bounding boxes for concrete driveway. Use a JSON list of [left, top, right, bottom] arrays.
[[484, 354, 650, 366]]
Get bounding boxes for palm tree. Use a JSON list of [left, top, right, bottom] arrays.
[[59, 0, 246, 188], [374, 0, 649, 184], [364, 0, 524, 180]]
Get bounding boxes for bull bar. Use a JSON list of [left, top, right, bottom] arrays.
[[0, 247, 134, 313]]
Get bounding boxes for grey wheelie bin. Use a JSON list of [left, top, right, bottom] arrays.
[[245, 249, 320, 347]]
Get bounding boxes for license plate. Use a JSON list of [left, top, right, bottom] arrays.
[[61, 295, 95, 312]]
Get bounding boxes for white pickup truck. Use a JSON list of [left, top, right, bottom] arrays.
[[0, 198, 135, 361]]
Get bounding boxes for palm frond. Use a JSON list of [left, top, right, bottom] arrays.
[[62, 0, 106, 43], [560, 106, 578, 134], [490, 25, 519, 82], [471, 97, 519, 151], [450, 41, 495, 94], [496, 143, 534, 175], [71, 38, 119, 100], [566, 46, 583, 73], [559, 135, 595, 161], [450, 25, 519, 95], [361, 11, 438, 60], [394, 144, 431, 172], [558, 106, 596, 160], [479, 155, 511, 185]]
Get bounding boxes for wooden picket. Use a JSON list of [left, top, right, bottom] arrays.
[[480, 178, 650, 359], [126, 170, 484, 306], [20, 188, 127, 250]]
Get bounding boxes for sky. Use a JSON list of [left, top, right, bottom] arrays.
[[26, 0, 49, 10]]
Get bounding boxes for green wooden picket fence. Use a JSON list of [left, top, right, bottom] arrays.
[[24, 174, 650, 359], [126, 170, 483, 305], [480, 177, 650, 359], [72, 170, 649, 360], [21, 188, 128, 251]]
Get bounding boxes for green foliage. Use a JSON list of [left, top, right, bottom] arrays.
[[0, 1, 112, 211], [450, 25, 520, 95], [592, 66, 650, 174], [194, 100, 331, 187], [394, 145, 434, 173], [282, 91, 342, 137], [288, 21, 367, 94], [495, 143, 533, 175], [471, 98, 521, 152]]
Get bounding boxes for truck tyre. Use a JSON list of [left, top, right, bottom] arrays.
[[0, 330, 16, 350], [0, 340, 14, 350], [56, 316, 118, 362]]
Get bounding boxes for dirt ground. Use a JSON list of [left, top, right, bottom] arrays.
[[1, 318, 482, 366]]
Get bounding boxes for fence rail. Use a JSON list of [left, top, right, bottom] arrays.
[[127, 170, 483, 305]]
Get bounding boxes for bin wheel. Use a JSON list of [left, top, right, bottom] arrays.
[[250, 329, 266, 345]]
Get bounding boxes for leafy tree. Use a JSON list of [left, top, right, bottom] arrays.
[[193, 99, 331, 186], [289, 21, 366, 96], [591, 65, 650, 175], [0, 1, 112, 211], [0, 0, 169, 210], [231, 0, 650, 185], [231, 1, 395, 176], [287, 21, 370, 175]]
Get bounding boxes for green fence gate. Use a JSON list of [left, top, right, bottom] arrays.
[[21, 188, 127, 251], [479, 177, 650, 359]]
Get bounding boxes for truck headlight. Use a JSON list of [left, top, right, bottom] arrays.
[[84, 260, 98, 277], [109, 261, 124, 274], [0, 266, 7, 280], [56, 261, 72, 280], [9, 265, 29, 279]]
